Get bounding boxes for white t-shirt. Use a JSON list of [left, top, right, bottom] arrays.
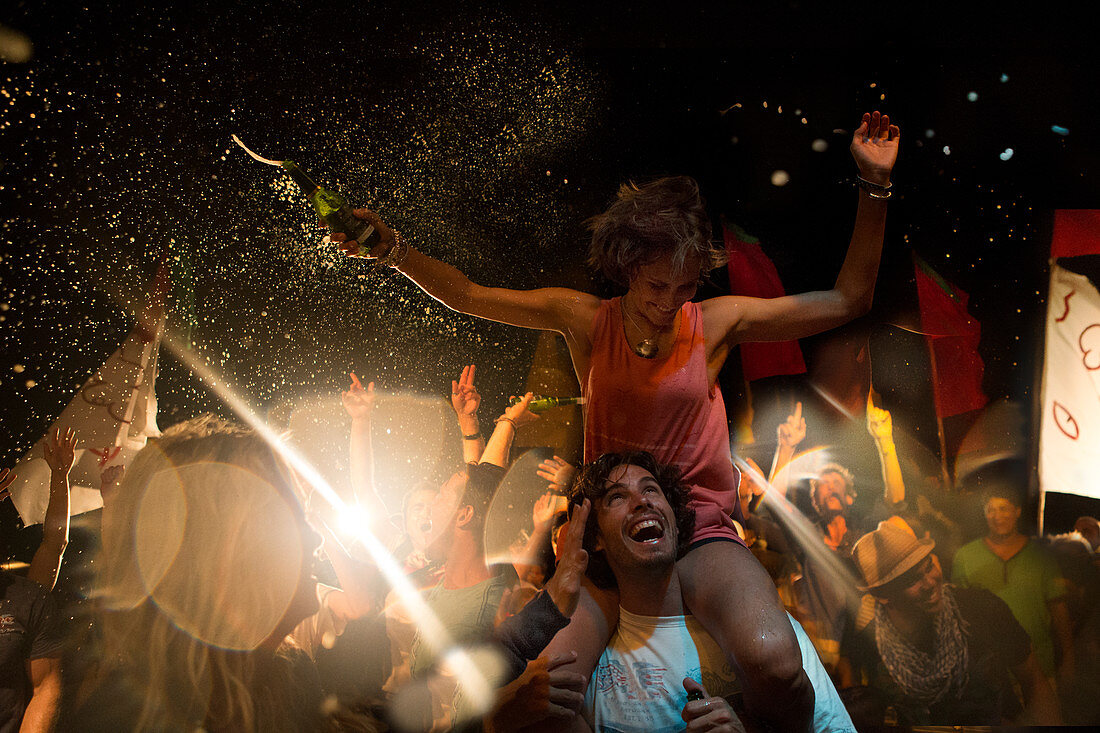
[[585, 608, 854, 733], [585, 608, 743, 733]]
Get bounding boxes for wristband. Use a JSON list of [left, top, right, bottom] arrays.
[[494, 416, 517, 428], [857, 175, 893, 199], [463, 432, 481, 441]]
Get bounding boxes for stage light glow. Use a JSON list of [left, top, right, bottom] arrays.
[[734, 456, 862, 611], [159, 332, 496, 712], [337, 503, 371, 538]]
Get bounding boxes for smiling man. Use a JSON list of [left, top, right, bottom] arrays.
[[951, 486, 1073, 682], [567, 452, 853, 733], [849, 519, 1061, 725]]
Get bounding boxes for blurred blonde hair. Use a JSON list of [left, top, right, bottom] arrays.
[[95, 414, 324, 732]]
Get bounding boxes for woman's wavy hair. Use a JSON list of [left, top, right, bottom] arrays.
[[567, 451, 695, 589], [586, 176, 727, 286], [94, 414, 363, 732]]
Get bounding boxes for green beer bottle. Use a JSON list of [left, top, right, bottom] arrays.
[[231, 135, 380, 253], [508, 395, 586, 414], [281, 161, 381, 252]]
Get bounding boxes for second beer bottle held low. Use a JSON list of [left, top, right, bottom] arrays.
[[281, 161, 381, 253], [509, 395, 586, 414]]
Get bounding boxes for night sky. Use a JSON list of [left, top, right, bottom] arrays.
[[2, 1, 1099, 556]]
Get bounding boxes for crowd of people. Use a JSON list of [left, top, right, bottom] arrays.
[[2, 110, 1097, 731]]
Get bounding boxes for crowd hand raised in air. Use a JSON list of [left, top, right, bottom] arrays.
[[323, 208, 396, 259], [544, 498, 590, 618], [42, 428, 77, 476], [776, 401, 806, 450], [341, 373, 376, 420], [451, 364, 481, 419], [0, 468, 16, 503], [850, 111, 901, 185], [536, 455, 576, 492], [99, 464, 125, 505], [531, 491, 562, 532], [681, 678, 744, 733], [866, 392, 894, 444]]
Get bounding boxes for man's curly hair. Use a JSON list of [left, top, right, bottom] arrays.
[[567, 451, 695, 589]]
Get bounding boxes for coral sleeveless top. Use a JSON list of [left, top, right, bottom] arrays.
[[583, 298, 744, 543]]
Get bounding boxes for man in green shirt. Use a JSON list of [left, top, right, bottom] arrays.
[[951, 487, 1074, 680]]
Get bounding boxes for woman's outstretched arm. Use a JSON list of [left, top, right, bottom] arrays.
[[329, 209, 600, 336]]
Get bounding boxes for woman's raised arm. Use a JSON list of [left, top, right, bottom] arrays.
[[704, 111, 900, 348]]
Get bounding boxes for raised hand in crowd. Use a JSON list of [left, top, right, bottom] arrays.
[[849, 111, 901, 187], [770, 401, 806, 497], [451, 364, 481, 420], [531, 492, 561, 533], [544, 498, 590, 618], [451, 364, 485, 463], [537, 455, 576, 492], [342, 373, 389, 536], [681, 678, 744, 733], [511, 491, 566, 588], [866, 392, 905, 505], [865, 393, 892, 444], [30, 428, 78, 590], [479, 393, 539, 469], [41, 428, 77, 476], [99, 464, 125, 505], [777, 401, 806, 450], [341, 373, 376, 420]]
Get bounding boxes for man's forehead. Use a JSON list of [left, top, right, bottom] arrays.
[[602, 464, 659, 490], [897, 554, 935, 586]]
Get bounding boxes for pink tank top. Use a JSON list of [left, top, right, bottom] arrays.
[[583, 298, 742, 536]]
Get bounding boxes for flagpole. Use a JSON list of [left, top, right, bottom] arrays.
[[1032, 260, 1056, 537], [926, 342, 954, 491]]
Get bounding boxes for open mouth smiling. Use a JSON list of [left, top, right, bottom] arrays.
[[628, 516, 666, 544]]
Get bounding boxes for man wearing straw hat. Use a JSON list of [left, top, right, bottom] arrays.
[[848, 519, 1061, 725]]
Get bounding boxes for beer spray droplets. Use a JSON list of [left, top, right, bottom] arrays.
[[230, 135, 283, 166]]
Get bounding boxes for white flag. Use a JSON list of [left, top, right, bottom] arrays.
[[1040, 263, 1100, 499], [8, 319, 163, 525]]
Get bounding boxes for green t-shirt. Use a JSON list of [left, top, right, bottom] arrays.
[[951, 538, 1066, 675], [409, 570, 513, 727]]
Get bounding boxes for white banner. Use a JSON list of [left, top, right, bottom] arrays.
[[1040, 263, 1100, 499], [8, 320, 163, 525]]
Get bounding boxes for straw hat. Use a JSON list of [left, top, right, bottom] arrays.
[[852, 519, 935, 591]]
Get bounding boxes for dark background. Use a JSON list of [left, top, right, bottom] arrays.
[[2, 0, 1099, 566]]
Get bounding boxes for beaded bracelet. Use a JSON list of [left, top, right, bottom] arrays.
[[378, 229, 411, 268]]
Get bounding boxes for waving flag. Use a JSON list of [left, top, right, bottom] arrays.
[[914, 257, 988, 418], [723, 223, 807, 381], [1040, 263, 1100, 499], [8, 272, 166, 526]]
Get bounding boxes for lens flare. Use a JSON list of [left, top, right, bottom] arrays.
[[159, 331, 496, 712]]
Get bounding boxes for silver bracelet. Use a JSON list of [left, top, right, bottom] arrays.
[[857, 176, 893, 199]]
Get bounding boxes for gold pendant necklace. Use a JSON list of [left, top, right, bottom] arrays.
[[621, 298, 659, 359]]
